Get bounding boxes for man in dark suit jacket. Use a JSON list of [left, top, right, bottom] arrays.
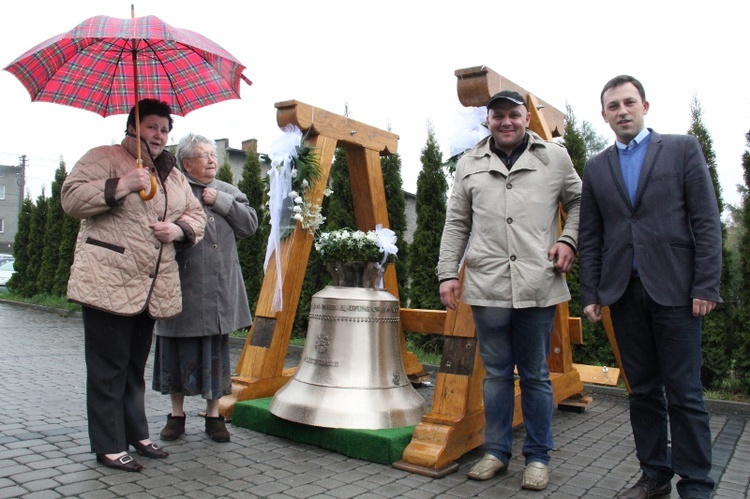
[[578, 75, 722, 499]]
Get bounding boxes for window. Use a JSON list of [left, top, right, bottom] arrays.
[[0, 185, 5, 200], [0, 218, 4, 233]]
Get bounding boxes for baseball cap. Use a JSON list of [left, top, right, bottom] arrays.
[[487, 90, 527, 109]]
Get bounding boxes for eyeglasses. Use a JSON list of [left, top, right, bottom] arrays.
[[192, 152, 216, 161]]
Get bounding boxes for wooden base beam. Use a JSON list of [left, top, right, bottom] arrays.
[[392, 459, 460, 478], [219, 368, 296, 419]]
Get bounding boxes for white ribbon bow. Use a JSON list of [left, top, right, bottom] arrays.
[[448, 106, 490, 158], [374, 224, 398, 289], [263, 125, 303, 311]]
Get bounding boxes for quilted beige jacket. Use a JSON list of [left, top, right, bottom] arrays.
[[61, 136, 206, 318]]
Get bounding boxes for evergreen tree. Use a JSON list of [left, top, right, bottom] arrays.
[[562, 104, 588, 173], [582, 121, 608, 157], [6, 196, 33, 295], [687, 95, 734, 388], [408, 124, 447, 311], [37, 161, 67, 294], [724, 194, 744, 313], [21, 191, 48, 296], [688, 95, 724, 215], [216, 154, 234, 184], [236, 148, 268, 312], [324, 104, 357, 230], [49, 159, 79, 297], [563, 105, 615, 367], [381, 151, 410, 306], [734, 130, 750, 392], [325, 146, 356, 230], [53, 208, 79, 296], [406, 125, 448, 355]]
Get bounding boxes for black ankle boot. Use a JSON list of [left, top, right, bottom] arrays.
[[205, 415, 230, 442], [160, 413, 185, 441]]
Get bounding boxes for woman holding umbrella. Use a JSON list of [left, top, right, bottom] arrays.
[[61, 98, 206, 472]]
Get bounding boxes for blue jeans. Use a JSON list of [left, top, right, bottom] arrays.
[[610, 277, 714, 499], [472, 305, 556, 465]]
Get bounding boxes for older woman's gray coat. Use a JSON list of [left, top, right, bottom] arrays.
[[156, 177, 258, 337]]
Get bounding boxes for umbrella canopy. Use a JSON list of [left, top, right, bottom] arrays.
[[4, 13, 252, 199], [3, 14, 252, 117]]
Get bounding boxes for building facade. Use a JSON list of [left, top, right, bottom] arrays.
[[0, 164, 25, 254], [215, 137, 266, 183]]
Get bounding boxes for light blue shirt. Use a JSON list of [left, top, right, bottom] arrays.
[[616, 128, 651, 272], [615, 128, 651, 204]]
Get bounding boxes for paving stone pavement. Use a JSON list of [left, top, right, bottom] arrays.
[[1, 300, 749, 498]]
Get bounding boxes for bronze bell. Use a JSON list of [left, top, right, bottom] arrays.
[[270, 283, 426, 429]]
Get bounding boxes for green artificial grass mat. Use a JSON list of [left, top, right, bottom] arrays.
[[232, 397, 417, 465]]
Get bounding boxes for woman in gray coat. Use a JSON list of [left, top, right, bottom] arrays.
[[153, 133, 258, 443]]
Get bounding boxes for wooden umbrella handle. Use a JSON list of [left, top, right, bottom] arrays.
[[137, 162, 157, 200], [131, 9, 156, 201]]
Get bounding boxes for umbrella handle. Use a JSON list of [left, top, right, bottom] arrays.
[[137, 162, 157, 201]]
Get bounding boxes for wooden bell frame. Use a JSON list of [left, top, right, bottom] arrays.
[[221, 66, 627, 477]]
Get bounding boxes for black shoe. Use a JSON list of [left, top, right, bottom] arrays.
[[130, 441, 169, 458], [619, 474, 672, 498], [160, 413, 186, 441], [96, 453, 143, 472], [205, 415, 231, 442]]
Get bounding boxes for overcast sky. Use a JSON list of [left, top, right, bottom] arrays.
[[1, 0, 748, 211]]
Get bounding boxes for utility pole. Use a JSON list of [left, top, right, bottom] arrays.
[[17, 154, 26, 210]]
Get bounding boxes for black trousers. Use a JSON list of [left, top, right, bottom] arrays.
[[82, 306, 154, 454], [610, 277, 714, 498]]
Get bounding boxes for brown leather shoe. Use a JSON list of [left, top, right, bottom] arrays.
[[619, 474, 672, 498], [96, 453, 143, 472], [130, 441, 169, 459]]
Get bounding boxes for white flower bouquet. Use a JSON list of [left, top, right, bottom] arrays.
[[315, 226, 398, 264], [315, 225, 399, 288]]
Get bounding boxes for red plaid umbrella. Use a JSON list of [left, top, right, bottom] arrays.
[[4, 12, 252, 199]]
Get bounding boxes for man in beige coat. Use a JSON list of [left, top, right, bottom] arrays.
[[438, 90, 581, 491]]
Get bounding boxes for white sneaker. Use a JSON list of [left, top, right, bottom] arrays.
[[521, 462, 549, 490], [467, 453, 508, 480]]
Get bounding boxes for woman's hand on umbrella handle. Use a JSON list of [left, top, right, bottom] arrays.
[[139, 176, 157, 201], [137, 163, 157, 201], [118, 167, 151, 196]]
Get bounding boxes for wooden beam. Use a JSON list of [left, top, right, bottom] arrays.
[[275, 100, 399, 155], [573, 364, 620, 387], [400, 308, 446, 335], [603, 306, 630, 392], [455, 66, 565, 137]]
